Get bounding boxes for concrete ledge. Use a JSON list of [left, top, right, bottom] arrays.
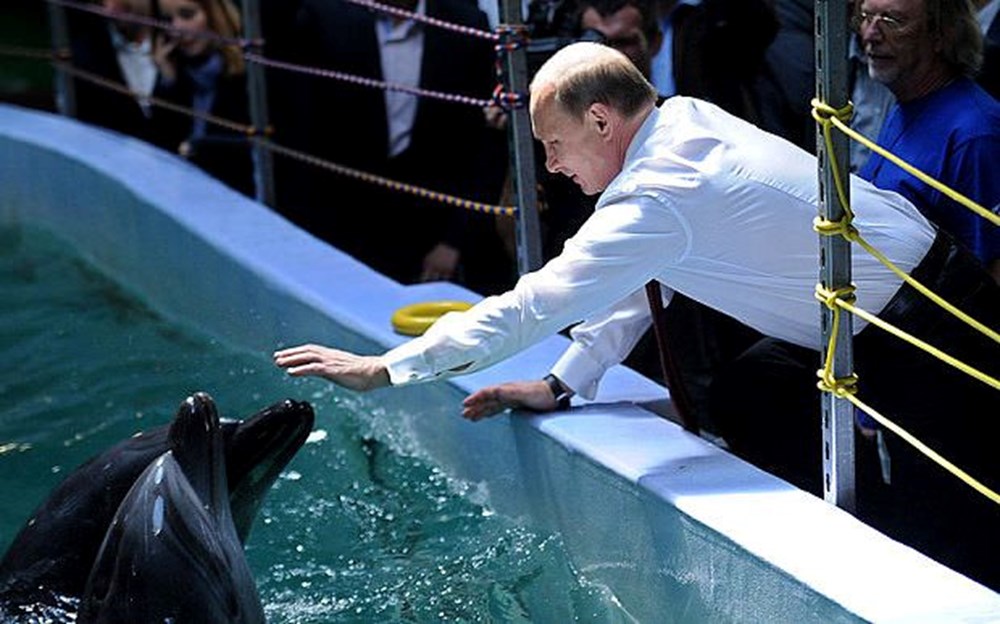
[[2, 104, 996, 622]]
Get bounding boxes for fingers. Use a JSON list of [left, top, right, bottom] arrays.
[[273, 344, 322, 369], [461, 392, 507, 421], [273, 344, 390, 391]]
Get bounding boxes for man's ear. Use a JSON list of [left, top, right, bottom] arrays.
[[588, 102, 612, 138]]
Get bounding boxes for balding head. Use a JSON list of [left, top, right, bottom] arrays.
[[530, 42, 657, 122], [529, 43, 657, 195]]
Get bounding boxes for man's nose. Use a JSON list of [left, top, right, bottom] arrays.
[[859, 20, 884, 44], [544, 150, 559, 174]]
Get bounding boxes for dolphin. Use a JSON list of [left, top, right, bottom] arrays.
[[0, 392, 313, 617], [77, 393, 264, 623]]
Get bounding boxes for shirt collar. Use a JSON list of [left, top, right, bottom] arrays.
[[624, 105, 660, 164], [108, 24, 151, 54], [377, 0, 427, 39]]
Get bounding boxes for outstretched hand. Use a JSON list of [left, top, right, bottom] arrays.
[[461, 379, 562, 421], [273, 344, 389, 392]]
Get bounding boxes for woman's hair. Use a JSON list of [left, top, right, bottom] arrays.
[[531, 42, 657, 120], [192, 0, 245, 75], [927, 0, 983, 77]]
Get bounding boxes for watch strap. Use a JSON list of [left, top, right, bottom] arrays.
[[543, 373, 572, 410]]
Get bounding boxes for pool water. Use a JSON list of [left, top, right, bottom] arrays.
[[0, 226, 630, 623]]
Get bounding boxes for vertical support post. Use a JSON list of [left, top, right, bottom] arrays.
[[499, 0, 543, 274], [46, 0, 76, 117], [815, 0, 855, 511], [240, 0, 276, 206]]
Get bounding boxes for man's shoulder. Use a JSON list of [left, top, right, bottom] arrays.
[[898, 79, 1000, 144]]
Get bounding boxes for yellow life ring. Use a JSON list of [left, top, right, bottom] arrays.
[[391, 300, 473, 336]]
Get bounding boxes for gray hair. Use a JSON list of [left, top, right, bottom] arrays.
[[530, 42, 657, 120]]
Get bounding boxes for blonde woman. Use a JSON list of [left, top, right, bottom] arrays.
[[151, 0, 253, 196]]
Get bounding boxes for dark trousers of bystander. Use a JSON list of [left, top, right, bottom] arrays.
[[709, 232, 1000, 591]]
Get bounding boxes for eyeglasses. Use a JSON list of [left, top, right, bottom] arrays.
[[852, 10, 908, 34]]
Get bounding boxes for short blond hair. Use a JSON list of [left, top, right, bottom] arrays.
[[530, 42, 657, 120]]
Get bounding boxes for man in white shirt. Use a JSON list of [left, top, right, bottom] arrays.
[[275, 42, 999, 588]]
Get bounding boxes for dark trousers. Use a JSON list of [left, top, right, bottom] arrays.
[[709, 232, 1000, 590]]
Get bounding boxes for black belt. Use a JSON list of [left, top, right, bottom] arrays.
[[869, 231, 999, 340]]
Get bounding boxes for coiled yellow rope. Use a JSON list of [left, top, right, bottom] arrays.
[[811, 98, 999, 505]]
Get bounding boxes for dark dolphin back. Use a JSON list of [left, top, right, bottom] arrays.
[[0, 425, 170, 604], [78, 452, 265, 624], [79, 394, 264, 623]]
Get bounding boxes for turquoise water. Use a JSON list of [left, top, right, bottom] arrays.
[[0, 226, 628, 623]]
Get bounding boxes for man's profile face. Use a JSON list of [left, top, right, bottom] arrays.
[[580, 5, 656, 79], [858, 0, 937, 97], [530, 85, 620, 195]]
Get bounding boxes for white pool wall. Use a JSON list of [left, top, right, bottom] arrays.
[[1, 104, 997, 623]]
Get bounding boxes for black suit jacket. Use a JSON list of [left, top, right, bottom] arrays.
[[149, 59, 254, 197], [281, 0, 509, 288], [67, 11, 157, 142]]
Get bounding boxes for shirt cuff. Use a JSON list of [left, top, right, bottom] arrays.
[[382, 338, 436, 386], [549, 340, 609, 401]]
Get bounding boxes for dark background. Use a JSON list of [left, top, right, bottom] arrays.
[[1, 0, 57, 110]]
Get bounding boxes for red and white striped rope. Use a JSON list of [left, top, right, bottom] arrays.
[[245, 53, 494, 108], [340, 0, 500, 41]]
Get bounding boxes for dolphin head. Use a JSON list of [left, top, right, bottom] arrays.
[[221, 398, 315, 542], [0, 392, 314, 610]]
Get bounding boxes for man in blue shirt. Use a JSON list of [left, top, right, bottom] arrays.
[[856, 0, 1000, 282]]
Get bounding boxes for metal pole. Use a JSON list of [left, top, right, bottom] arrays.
[[46, 0, 76, 117], [815, 0, 855, 511], [499, 0, 543, 274], [240, 0, 276, 206]]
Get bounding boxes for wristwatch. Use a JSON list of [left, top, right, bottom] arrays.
[[543, 373, 572, 410]]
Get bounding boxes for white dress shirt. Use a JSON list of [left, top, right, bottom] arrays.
[[376, 0, 425, 158], [109, 25, 157, 117], [383, 97, 935, 398]]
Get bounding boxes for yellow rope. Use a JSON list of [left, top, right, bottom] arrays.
[[847, 393, 1000, 505], [851, 231, 1000, 345], [813, 100, 1000, 225], [812, 97, 999, 507], [816, 284, 1000, 391], [811, 99, 856, 221]]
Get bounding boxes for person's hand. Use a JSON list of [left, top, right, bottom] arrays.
[[273, 344, 389, 392], [461, 379, 562, 421], [153, 32, 179, 83], [483, 104, 508, 130], [420, 243, 459, 282]]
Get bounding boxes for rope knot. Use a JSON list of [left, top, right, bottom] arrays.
[[811, 98, 854, 126], [813, 215, 858, 240], [816, 369, 859, 397], [491, 84, 526, 110], [815, 283, 857, 309]]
